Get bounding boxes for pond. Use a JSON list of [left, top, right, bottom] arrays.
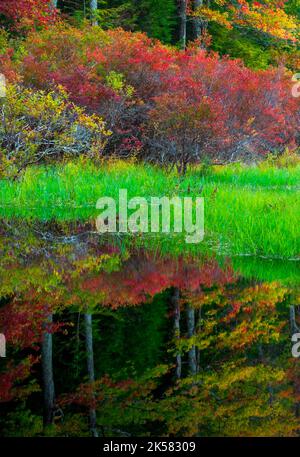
[[0, 216, 299, 437]]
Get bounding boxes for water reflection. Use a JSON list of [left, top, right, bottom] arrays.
[[0, 219, 299, 437]]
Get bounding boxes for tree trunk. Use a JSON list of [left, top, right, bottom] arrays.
[[290, 305, 299, 335], [196, 307, 201, 373], [186, 304, 197, 375], [193, 0, 204, 39], [90, 0, 98, 26], [42, 313, 55, 428], [172, 288, 182, 379], [179, 0, 187, 49], [84, 313, 98, 437]]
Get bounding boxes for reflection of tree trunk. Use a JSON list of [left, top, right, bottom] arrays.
[[196, 307, 201, 373], [258, 344, 274, 406], [84, 313, 98, 437], [42, 313, 55, 428], [290, 306, 299, 335], [172, 288, 181, 379], [186, 305, 197, 375], [179, 0, 187, 49]]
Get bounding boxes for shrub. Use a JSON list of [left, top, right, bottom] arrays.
[[0, 84, 111, 178], [263, 148, 300, 169], [146, 50, 300, 169], [0, 0, 58, 33], [4, 24, 299, 171], [147, 91, 226, 173]]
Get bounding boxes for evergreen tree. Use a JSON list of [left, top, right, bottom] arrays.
[[136, 0, 177, 44]]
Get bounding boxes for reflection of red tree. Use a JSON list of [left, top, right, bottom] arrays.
[[0, 300, 59, 349], [0, 253, 235, 404], [80, 256, 235, 307], [0, 356, 39, 403], [0, 300, 62, 403]]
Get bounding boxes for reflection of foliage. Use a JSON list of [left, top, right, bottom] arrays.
[[56, 359, 298, 437], [0, 221, 299, 436]]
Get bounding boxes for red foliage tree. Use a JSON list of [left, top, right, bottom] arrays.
[[11, 26, 298, 166], [0, 0, 58, 32]]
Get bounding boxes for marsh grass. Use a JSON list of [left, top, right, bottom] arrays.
[[0, 160, 299, 259], [190, 162, 300, 188]]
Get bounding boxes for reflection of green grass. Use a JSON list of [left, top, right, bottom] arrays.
[[230, 256, 300, 285], [0, 160, 299, 259]]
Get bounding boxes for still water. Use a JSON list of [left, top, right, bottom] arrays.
[[0, 218, 299, 436]]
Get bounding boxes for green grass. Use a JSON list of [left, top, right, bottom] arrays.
[[0, 159, 299, 259], [189, 162, 300, 188]]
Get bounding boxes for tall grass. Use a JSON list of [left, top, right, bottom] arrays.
[[0, 160, 299, 259], [191, 162, 300, 188]]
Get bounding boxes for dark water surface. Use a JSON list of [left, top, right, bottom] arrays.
[[0, 218, 299, 437]]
